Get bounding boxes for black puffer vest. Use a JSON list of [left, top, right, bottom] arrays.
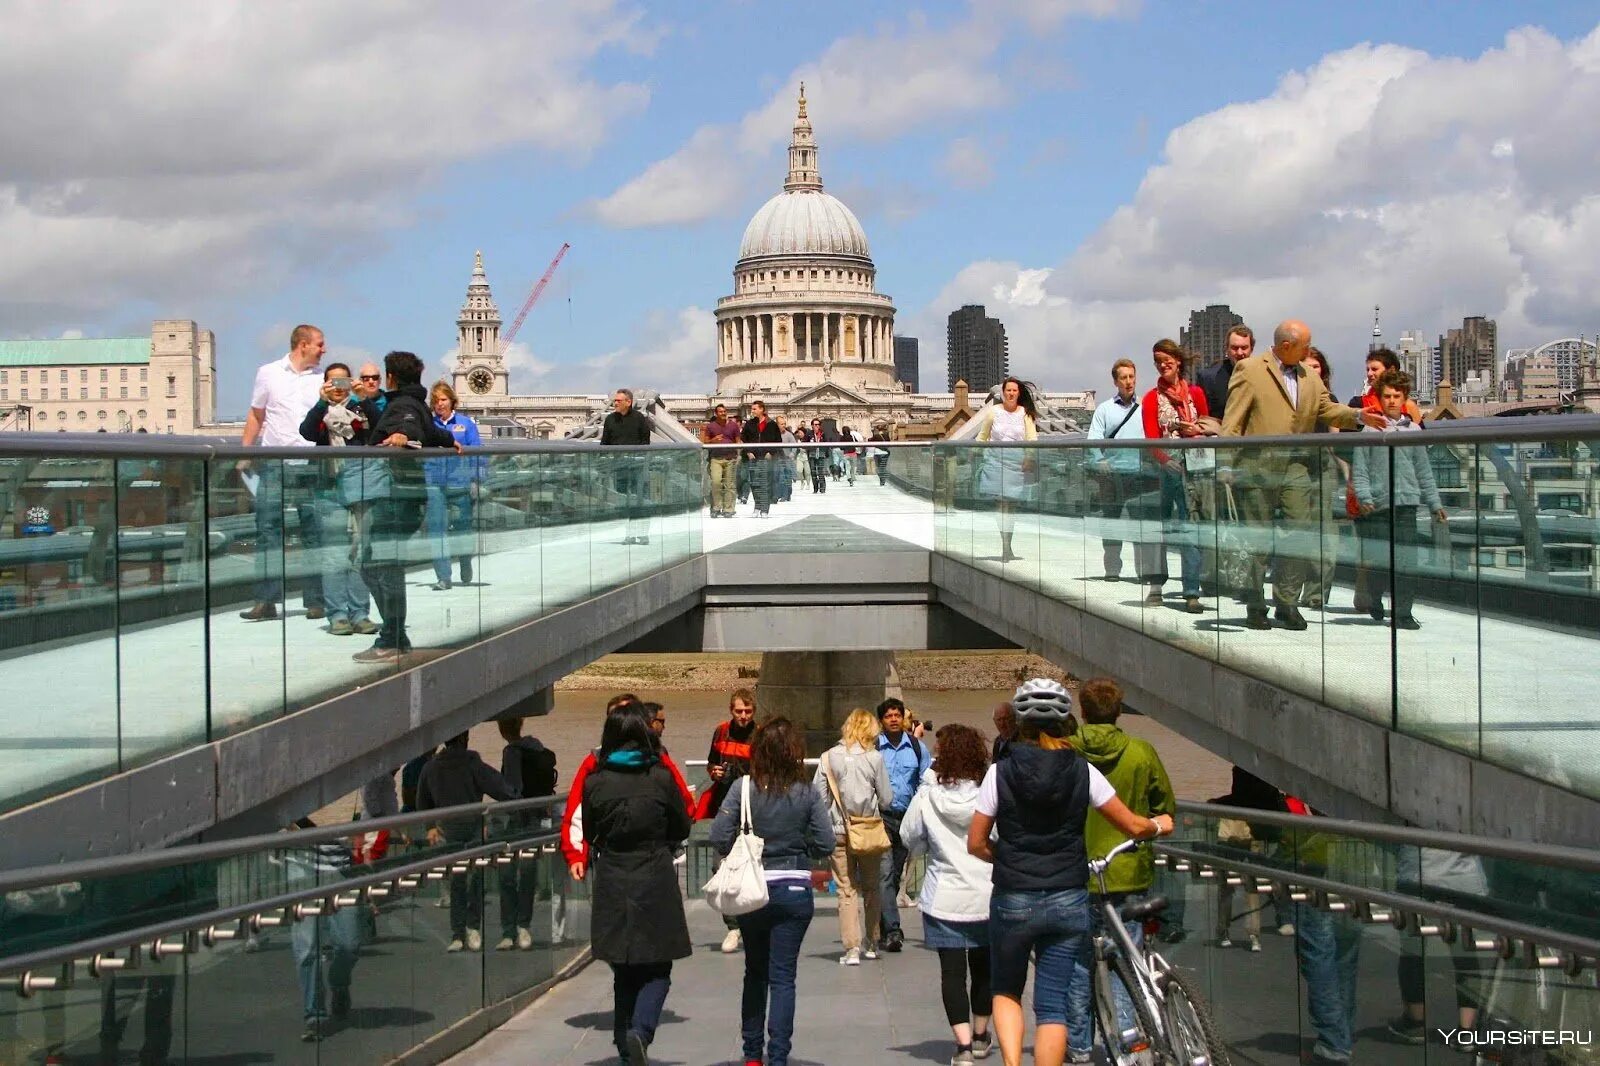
[[992, 744, 1091, 892]]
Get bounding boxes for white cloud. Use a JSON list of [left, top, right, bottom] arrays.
[[588, 0, 1126, 228], [912, 24, 1600, 393], [579, 306, 717, 395], [941, 137, 997, 191], [0, 1, 652, 330]]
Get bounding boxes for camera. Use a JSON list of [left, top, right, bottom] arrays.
[[328, 377, 352, 390]]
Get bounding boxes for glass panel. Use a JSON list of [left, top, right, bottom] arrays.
[[1036, 446, 1090, 609], [0, 452, 121, 813], [116, 455, 210, 765], [209, 455, 287, 737], [478, 452, 543, 639]]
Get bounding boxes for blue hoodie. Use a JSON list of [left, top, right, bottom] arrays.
[[425, 410, 488, 490]]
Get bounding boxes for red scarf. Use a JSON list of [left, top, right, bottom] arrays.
[[1159, 379, 1195, 424]]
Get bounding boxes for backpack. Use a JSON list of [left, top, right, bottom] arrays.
[[516, 745, 558, 797]]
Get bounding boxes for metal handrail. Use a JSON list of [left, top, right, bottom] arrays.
[[1156, 841, 1600, 968], [1176, 801, 1600, 874], [0, 829, 561, 980], [0, 795, 562, 894]]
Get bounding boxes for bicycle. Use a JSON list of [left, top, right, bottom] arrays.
[[1088, 838, 1230, 1066]]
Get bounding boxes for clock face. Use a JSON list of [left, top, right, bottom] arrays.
[[467, 367, 495, 395]]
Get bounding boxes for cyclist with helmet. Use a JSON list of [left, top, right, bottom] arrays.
[[967, 678, 1173, 1066]]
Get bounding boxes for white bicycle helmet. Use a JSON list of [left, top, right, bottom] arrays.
[[1012, 677, 1074, 721]]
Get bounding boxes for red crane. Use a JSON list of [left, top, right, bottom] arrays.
[[501, 242, 570, 354]]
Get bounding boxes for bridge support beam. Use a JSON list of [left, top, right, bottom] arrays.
[[756, 651, 903, 755]]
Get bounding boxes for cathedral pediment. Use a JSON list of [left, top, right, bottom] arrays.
[[783, 381, 871, 406]]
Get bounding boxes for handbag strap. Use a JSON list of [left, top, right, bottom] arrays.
[[1222, 481, 1240, 523], [820, 754, 852, 852], [739, 775, 753, 835], [1109, 399, 1140, 439]]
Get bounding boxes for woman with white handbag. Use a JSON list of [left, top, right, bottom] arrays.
[[581, 703, 694, 1065], [709, 718, 835, 1066]]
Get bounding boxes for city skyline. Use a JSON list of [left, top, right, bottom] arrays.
[[3, 2, 1599, 414]]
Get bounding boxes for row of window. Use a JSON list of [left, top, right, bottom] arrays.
[[12, 408, 177, 425], [2, 386, 150, 401], [737, 266, 870, 292], [0, 367, 148, 384]]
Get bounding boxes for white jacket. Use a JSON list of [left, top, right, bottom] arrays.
[[900, 768, 992, 923]]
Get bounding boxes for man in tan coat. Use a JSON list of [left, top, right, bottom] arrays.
[[1221, 320, 1383, 630]]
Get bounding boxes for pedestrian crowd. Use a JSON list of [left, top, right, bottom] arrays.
[[561, 679, 1175, 1066], [699, 404, 886, 518], [238, 325, 485, 663], [1085, 317, 1443, 631]]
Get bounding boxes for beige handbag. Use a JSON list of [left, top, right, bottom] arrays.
[[822, 754, 891, 856]]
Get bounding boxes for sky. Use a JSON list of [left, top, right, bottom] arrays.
[[4, 0, 1599, 415]]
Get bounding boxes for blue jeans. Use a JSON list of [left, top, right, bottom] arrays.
[[426, 486, 475, 584], [737, 881, 814, 1066], [990, 887, 1093, 1054], [1157, 468, 1201, 596], [1296, 903, 1360, 1061], [318, 499, 369, 623], [253, 461, 324, 608], [878, 809, 907, 936], [291, 905, 365, 1022], [1079, 891, 1147, 1046], [611, 961, 672, 1053]]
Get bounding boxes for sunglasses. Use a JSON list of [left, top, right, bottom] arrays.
[[359, 374, 381, 381]]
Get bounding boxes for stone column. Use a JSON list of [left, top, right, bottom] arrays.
[[756, 651, 903, 755], [822, 313, 831, 367], [762, 314, 770, 362]]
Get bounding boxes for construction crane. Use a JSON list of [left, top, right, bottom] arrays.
[[501, 242, 570, 355]]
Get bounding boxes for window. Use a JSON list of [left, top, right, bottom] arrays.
[[1430, 454, 1463, 489], [77, 411, 87, 423], [1477, 549, 1496, 567], [1538, 492, 1585, 513], [137, 409, 147, 419], [120, 387, 128, 399], [58, 370, 67, 383], [79, 369, 87, 382], [20, 370, 28, 383], [20, 388, 27, 400], [475, 326, 483, 353], [0, 370, 7, 383], [1507, 550, 1525, 567], [39, 387, 48, 400], [1476, 494, 1495, 513], [98, 410, 107, 421], [100, 387, 108, 399], [120, 368, 128, 382], [139, 368, 147, 381], [166, 409, 177, 421], [166, 376, 176, 398], [100, 369, 108, 382], [140, 386, 147, 399], [80, 388, 87, 400], [0, 389, 6, 400]]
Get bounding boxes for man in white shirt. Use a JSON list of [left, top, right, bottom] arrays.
[[238, 325, 327, 622], [1086, 359, 1162, 585]]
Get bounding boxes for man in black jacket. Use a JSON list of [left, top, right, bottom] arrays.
[[1195, 323, 1255, 420], [352, 351, 458, 664], [420, 732, 519, 952], [740, 400, 783, 517], [601, 388, 653, 545]]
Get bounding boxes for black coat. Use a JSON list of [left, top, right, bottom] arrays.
[[582, 754, 693, 965], [740, 416, 782, 459]]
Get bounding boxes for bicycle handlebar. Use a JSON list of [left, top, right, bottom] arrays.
[[1088, 837, 1144, 873]]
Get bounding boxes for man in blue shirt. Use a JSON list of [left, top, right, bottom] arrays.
[[875, 697, 932, 952], [1086, 359, 1162, 586]]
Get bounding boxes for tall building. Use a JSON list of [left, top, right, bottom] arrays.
[[1439, 316, 1498, 391], [893, 336, 919, 392], [1395, 330, 1436, 404], [946, 305, 1009, 393], [1502, 338, 1596, 402], [1179, 304, 1244, 372], [0, 320, 216, 434], [450, 251, 509, 401]]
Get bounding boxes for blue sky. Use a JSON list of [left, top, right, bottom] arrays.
[[4, 1, 1599, 414]]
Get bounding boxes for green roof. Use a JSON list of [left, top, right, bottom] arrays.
[[0, 338, 150, 367]]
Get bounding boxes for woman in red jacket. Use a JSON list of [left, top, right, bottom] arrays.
[[1142, 339, 1212, 614]]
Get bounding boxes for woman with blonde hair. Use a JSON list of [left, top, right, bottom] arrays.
[[812, 708, 893, 965]]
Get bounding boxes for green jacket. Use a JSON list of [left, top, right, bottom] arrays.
[[1077, 724, 1175, 895]]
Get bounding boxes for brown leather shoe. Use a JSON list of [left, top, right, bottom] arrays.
[[239, 603, 277, 622], [305, 607, 326, 620]]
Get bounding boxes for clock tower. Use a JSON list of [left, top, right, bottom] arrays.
[[452, 250, 509, 402]]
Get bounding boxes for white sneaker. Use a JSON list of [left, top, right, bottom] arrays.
[[1216, 937, 1233, 949], [839, 948, 861, 966], [1248, 934, 1262, 952], [863, 942, 880, 960], [720, 929, 742, 953], [465, 928, 483, 952], [495, 936, 515, 951], [516, 927, 533, 951], [446, 938, 464, 953], [1278, 922, 1296, 937]]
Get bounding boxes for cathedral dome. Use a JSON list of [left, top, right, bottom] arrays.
[[739, 190, 870, 262]]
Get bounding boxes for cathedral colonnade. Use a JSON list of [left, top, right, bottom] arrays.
[[717, 311, 895, 365]]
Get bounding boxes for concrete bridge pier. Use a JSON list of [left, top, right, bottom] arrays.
[[756, 650, 903, 754]]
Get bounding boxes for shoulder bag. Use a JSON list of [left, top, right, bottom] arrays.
[[822, 752, 891, 856], [702, 776, 769, 916]]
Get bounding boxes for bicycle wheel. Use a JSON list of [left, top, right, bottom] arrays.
[[1158, 966, 1230, 1066], [1103, 950, 1163, 1061]]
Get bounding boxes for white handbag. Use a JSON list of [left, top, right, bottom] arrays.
[[702, 776, 769, 916]]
